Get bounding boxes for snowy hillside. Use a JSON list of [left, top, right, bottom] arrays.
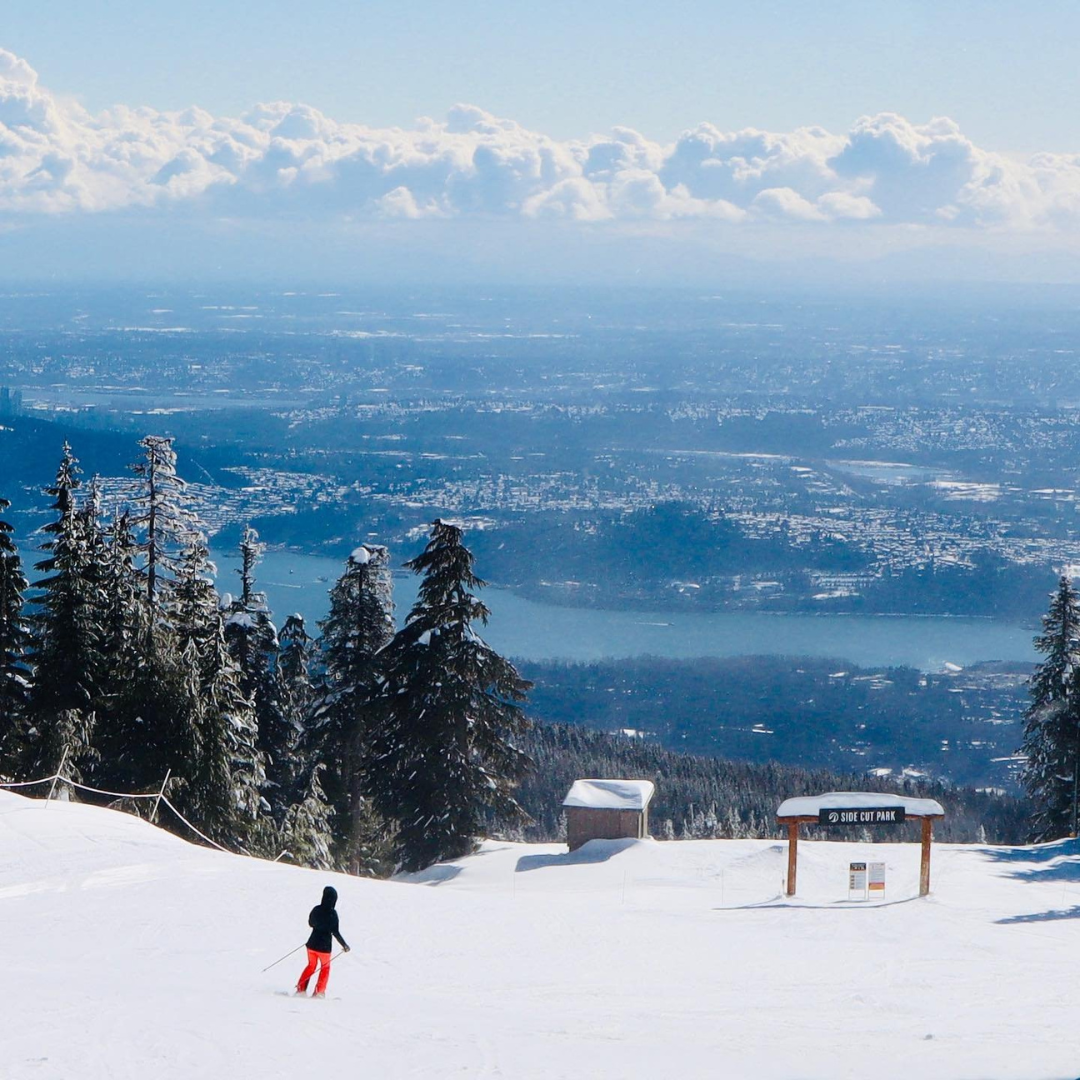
[[2, 788, 1078, 1080]]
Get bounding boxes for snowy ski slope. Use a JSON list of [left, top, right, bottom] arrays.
[[1, 788, 1077, 1080]]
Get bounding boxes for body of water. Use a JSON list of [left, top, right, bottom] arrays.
[[212, 548, 1040, 671]]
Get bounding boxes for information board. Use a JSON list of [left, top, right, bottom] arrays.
[[848, 861, 867, 898], [868, 862, 886, 894]]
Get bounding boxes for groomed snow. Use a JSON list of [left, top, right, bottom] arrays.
[[777, 791, 946, 818], [563, 778, 655, 810], [2, 788, 1078, 1079]]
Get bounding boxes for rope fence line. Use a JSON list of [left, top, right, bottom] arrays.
[[0, 771, 256, 856], [0, 776, 65, 789], [157, 793, 233, 853]]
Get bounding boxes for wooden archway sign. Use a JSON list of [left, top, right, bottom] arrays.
[[776, 793, 946, 898]]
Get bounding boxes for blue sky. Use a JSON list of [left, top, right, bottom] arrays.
[[7, 0, 1078, 150], [2, 1, 1080, 284]]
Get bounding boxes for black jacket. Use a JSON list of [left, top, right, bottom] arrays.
[[306, 885, 349, 953]]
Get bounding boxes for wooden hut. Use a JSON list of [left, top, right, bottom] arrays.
[[562, 779, 655, 852]]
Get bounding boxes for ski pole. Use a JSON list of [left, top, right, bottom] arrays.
[[262, 943, 306, 973]]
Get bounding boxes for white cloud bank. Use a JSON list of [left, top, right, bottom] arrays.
[[1, 48, 1079, 236]]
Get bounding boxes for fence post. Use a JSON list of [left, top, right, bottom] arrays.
[[45, 748, 70, 807], [151, 769, 171, 824]]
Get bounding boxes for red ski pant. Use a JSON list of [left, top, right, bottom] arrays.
[[297, 949, 332, 994]]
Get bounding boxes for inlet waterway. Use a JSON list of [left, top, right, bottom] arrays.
[[212, 548, 1039, 671]]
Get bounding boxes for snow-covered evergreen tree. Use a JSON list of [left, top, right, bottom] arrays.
[[0, 495, 31, 775], [77, 476, 107, 572], [24, 445, 103, 780], [92, 438, 203, 802], [279, 613, 315, 726], [130, 436, 197, 611], [267, 611, 338, 866], [172, 535, 267, 849], [222, 526, 283, 815], [76, 477, 114, 717], [96, 629, 189, 797], [279, 763, 335, 870], [274, 613, 315, 801], [97, 512, 142, 691], [74, 494, 152, 794], [366, 520, 532, 872], [37, 708, 97, 793], [1021, 575, 1080, 840], [314, 544, 395, 869], [94, 512, 190, 801], [224, 527, 278, 700], [187, 626, 268, 850]]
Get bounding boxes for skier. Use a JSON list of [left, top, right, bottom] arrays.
[[295, 885, 350, 998]]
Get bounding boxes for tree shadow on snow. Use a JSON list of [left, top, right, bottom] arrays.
[[996, 905, 1080, 925], [978, 839, 1078, 864], [973, 841, 1080, 885], [720, 894, 925, 912], [1003, 861, 1080, 884]]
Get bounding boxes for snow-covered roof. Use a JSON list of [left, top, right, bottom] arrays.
[[563, 779, 655, 811], [776, 791, 945, 819]]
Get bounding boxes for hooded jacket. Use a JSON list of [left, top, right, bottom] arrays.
[[306, 886, 349, 954]]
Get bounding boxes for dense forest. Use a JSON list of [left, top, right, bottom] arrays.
[[520, 655, 1029, 790], [509, 723, 1027, 846], [0, 438, 531, 874]]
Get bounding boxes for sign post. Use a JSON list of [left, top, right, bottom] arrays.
[[776, 794, 945, 899], [786, 822, 799, 898], [920, 818, 933, 896]]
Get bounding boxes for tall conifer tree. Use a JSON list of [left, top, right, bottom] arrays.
[[367, 521, 531, 872], [25, 445, 102, 781], [97, 512, 142, 688], [274, 613, 315, 802], [130, 435, 196, 612], [223, 526, 283, 813], [90, 511, 151, 791], [279, 763, 335, 870], [279, 613, 315, 730], [173, 535, 267, 848], [0, 495, 31, 775], [314, 544, 395, 869], [224, 527, 278, 695], [1021, 575, 1080, 840], [96, 438, 201, 799]]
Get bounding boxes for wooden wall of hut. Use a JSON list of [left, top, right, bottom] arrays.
[[566, 807, 649, 852]]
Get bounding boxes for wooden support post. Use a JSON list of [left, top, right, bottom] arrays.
[[920, 817, 933, 897], [45, 747, 69, 807], [786, 822, 799, 896], [151, 769, 171, 824]]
